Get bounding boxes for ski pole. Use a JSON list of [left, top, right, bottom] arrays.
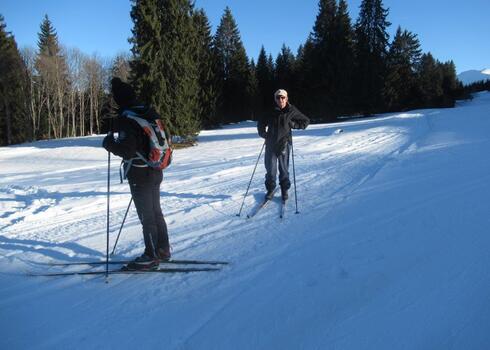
[[237, 141, 266, 217], [291, 133, 299, 214], [105, 138, 111, 281], [111, 197, 133, 256], [105, 116, 114, 282]]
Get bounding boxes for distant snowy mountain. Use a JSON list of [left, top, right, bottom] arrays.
[[458, 69, 490, 85]]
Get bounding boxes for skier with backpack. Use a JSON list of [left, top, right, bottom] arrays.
[[257, 89, 310, 201], [103, 78, 172, 270]]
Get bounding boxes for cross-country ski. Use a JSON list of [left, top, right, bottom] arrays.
[[28, 267, 221, 277], [246, 189, 278, 218], [38, 259, 229, 267]]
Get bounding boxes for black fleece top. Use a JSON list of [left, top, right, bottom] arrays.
[[257, 103, 310, 147]]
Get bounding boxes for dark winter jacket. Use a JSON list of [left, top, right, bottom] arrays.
[[257, 103, 310, 154], [103, 105, 162, 184]]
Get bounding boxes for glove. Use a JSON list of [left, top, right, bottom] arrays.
[[290, 121, 307, 130], [102, 134, 115, 151]]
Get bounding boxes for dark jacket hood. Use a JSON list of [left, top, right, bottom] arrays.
[[122, 105, 159, 122]]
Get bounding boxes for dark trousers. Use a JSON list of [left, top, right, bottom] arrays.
[[264, 142, 291, 191], [128, 169, 169, 258]]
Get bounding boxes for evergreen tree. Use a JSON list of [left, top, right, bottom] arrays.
[[213, 7, 252, 123], [0, 15, 29, 145], [193, 8, 219, 129], [354, 0, 391, 114], [463, 79, 490, 96], [248, 59, 259, 120], [310, 0, 338, 119], [275, 44, 296, 95], [267, 54, 275, 75], [332, 0, 355, 116], [294, 44, 306, 107], [37, 15, 60, 57], [439, 60, 460, 106], [36, 15, 70, 138], [255, 46, 275, 117], [383, 26, 422, 111], [302, 0, 355, 120], [35, 15, 57, 138], [417, 52, 443, 107], [130, 0, 200, 136], [266, 53, 275, 100], [295, 37, 317, 118]]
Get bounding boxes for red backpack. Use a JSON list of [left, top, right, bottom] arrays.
[[121, 110, 173, 177]]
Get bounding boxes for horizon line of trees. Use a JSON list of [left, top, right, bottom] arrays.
[[1, 0, 488, 146]]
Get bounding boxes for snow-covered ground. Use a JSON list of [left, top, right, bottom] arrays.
[[1, 92, 490, 349]]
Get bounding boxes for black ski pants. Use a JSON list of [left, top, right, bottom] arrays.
[[128, 169, 169, 258], [264, 142, 291, 192]]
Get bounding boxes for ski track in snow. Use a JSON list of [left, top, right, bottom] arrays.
[[1, 93, 490, 349]]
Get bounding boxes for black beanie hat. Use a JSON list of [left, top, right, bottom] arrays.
[[111, 77, 136, 108]]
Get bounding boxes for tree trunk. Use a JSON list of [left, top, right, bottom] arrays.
[[70, 90, 76, 137], [80, 90, 85, 135], [95, 92, 100, 134], [89, 85, 94, 135], [47, 93, 52, 138]]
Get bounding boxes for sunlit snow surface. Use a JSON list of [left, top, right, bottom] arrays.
[[1, 93, 490, 349]]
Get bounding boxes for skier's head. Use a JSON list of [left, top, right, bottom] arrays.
[[111, 77, 136, 109], [274, 89, 288, 109]]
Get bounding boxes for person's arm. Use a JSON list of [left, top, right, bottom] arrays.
[[257, 115, 268, 138], [103, 118, 139, 159], [290, 107, 310, 130]]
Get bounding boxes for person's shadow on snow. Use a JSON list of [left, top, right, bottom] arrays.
[[0, 235, 104, 263]]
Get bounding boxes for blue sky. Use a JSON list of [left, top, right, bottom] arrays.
[[1, 0, 489, 73]]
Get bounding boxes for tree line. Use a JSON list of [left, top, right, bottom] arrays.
[[463, 79, 490, 95], [0, 0, 487, 146], [0, 14, 125, 145]]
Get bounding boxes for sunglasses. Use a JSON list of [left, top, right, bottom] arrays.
[[276, 95, 287, 100]]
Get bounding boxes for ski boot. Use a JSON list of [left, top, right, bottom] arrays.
[[124, 254, 159, 271]]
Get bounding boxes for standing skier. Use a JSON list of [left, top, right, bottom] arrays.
[[257, 89, 310, 201], [103, 78, 171, 270]]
